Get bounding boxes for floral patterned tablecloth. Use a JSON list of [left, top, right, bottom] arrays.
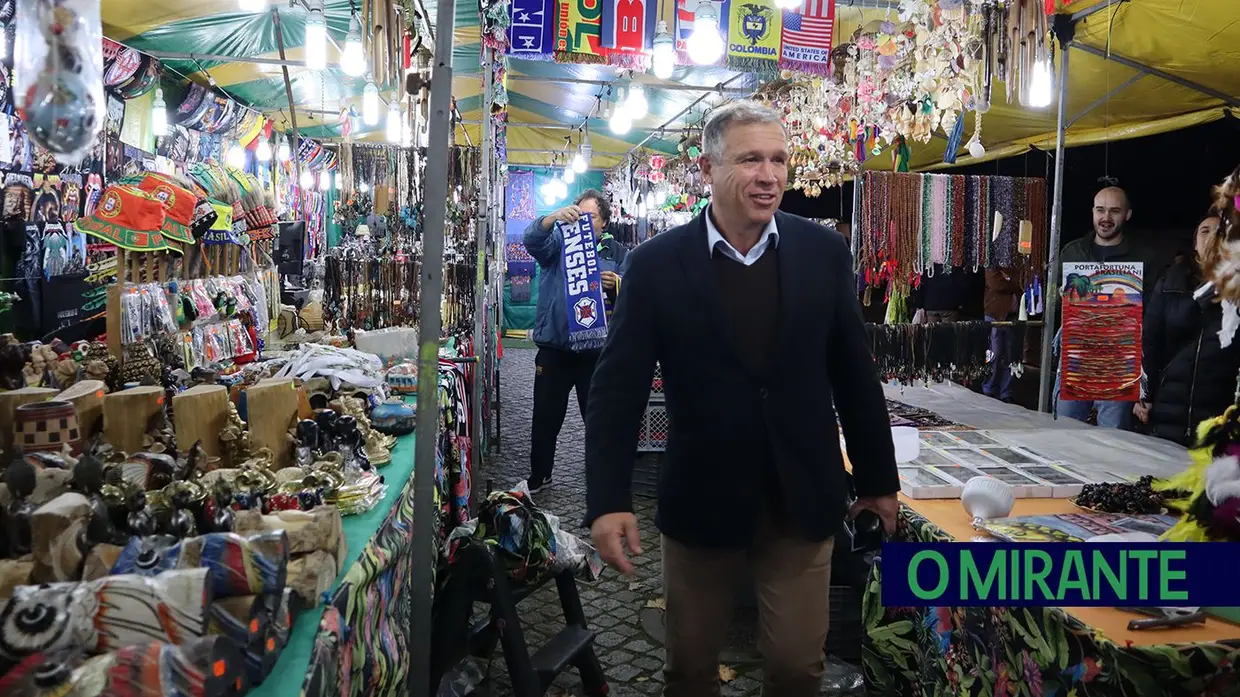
[[861, 505, 1240, 697]]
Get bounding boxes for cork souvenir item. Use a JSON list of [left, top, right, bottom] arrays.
[[102, 385, 164, 454], [242, 379, 299, 469], [13, 400, 81, 455], [55, 379, 106, 440], [172, 384, 229, 458]]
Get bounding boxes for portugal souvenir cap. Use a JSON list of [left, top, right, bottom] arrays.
[[75, 185, 169, 252], [131, 173, 197, 244]]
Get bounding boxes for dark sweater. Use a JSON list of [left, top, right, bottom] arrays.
[[712, 248, 783, 513], [712, 250, 780, 375]]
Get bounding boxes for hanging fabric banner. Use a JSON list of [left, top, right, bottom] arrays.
[[778, 0, 834, 75], [507, 170, 537, 304], [1059, 262, 1143, 402], [600, 0, 657, 69], [727, 0, 782, 74], [674, 0, 730, 66], [509, 0, 557, 60], [558, 214, 609, 351], [556, 0, 607, 63]]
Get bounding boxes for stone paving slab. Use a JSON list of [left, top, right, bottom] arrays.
[[470, 348, 864, 697]]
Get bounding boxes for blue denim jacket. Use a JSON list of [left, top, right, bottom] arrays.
[[523, 217, 629, 351]]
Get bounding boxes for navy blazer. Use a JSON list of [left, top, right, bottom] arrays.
[[583, 210, 899, 549]]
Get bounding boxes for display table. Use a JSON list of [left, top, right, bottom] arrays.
[[862, 498, 1240, 696], [250, 429, 418, 697], [857, 383, 1240, 696]]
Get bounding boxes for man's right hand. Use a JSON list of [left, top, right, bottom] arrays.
[[1133, 400, 1151, 424], [591, 512, 642, 576], [541, 205, 582, 231]]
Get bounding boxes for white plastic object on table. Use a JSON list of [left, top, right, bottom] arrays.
[[962, 475, 1015, 528]]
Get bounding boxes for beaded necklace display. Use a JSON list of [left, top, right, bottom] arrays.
[[856, 172, 1047, 293]]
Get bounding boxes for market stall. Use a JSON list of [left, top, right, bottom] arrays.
[[858, 382, 1240, 695]]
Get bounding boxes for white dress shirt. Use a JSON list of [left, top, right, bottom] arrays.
[[705, 206, 780, 266]]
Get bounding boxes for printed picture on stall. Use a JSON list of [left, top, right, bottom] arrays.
[[1059, 262, 1144, 402], [41, 222, 87, 279]]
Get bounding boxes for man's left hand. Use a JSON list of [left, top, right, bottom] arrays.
[[602, 271, 619, 292], [849, 494, 899, 534]]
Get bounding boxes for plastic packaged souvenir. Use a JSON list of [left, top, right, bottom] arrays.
[[13, 0, 105, 165]]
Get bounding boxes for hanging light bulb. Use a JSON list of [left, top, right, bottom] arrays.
[[151, 88, 168, 137], [571, 151, 587, 173], [304, 7, 328, 71], [626, 84, 649, 120], [238, 0, 265, 11], [299, 169, 314, 188], [775, 0, 799, 9], [341, 16, 366, 76], [386, 97, 402, 143], [687, 1, 724, 65], [609, 96, 631, 135], [1028, 58, 1054, 108], [319, 171, 331, 191], [334, 172, 342, 190], [359, 181, 370, 193], [563, 167, 576, 185], [277, 138, 291, 162], [255, 135, 272, 162], [226, 142, 246, 168], [651, 22, 675, 80], [363, 79, 380, 126], [552, 177, 568, 200]]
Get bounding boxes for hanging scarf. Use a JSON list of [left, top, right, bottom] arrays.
[[778, 0, 833, 76], [555, 0, 607, 64], [559, 214, 609, 351], [508, 0, 556, 60], [600, 0, 656, 69], [727, 0, 782, 74]]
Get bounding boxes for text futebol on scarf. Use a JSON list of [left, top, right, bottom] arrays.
[[559, 214, 609, 351]]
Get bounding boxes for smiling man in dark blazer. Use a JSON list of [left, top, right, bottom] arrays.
[[583, 100, 899, 697]]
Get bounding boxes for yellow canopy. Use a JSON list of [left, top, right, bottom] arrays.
[[103, 0, 1239, 171]]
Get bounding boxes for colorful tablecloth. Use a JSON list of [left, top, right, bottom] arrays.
[[246, 430, 420, 697], [861, 503, 1240, 696]]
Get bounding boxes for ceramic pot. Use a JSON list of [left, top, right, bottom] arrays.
[[13, 400, 81, 455]]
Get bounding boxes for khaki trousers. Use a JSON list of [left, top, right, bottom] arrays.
[[661, 521, 834, 697]]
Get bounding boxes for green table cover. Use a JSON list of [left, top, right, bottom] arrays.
[[248, 430, 417, 697]]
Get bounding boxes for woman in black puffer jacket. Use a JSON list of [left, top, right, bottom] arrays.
[[1137, 214, 1240, 445]]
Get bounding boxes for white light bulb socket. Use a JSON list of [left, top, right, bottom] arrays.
[[341, 16, 366, 77], [386, 99, 402, 143], [363, 80, 380, 126], [305, 9, 328, 71]]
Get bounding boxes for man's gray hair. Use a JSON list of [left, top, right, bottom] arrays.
[[701, 100, 785, 162]]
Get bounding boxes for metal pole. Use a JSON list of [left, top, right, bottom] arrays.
[[473, 45, 494, 478], [410, 0, 456, 688], [1037, 41, 1072, 414], [1070, 42, 1240, 108], [623, 72, 751, 157], [505, 74, 751, 94], [272, 9, 303, 190]]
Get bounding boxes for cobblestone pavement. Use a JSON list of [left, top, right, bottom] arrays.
[[472, 348, 864, 697]]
